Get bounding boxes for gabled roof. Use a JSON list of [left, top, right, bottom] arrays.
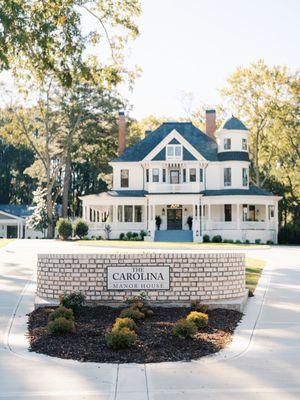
[[113, 122, 219, 162], [221, 116, 248, 131], [0, 204, 34, 218]]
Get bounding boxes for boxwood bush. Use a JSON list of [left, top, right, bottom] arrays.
[[212, 235, 222, 243], [48, 317, 75, 334], [48, 306, 74, 321], [60, 291, 85, 312], [203, 234, 210, 242], [186, 311, 208, 329], [74, 219, 89, 239], [56, 218, 73, 240], [105, 327, 137, 349], [119, 307, 145, 321], [172, 318, 197, 339], [113, 317, 138, 332]]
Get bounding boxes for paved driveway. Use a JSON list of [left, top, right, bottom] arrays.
[[0, 240, 300, 399]]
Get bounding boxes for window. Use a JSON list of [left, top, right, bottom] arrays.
[[268, 205, 275, 219], [124, 205, 133, 222], [166, 145, 182, 160], [121, 169, 129, 187], [224, 138, 231, 150], [170, 170, 179, 184], [118, 205, 123, 222], [152, 168, 159, 182], [162, 169, 166, 183], [146, 169, 149, 183], [242, 204, 248, 221], [199, 168, 203, 182], [183, 169, 186, 182], [224, 168, 231, 186], [242, 138, 248, 150], [242, 168, 248, 186], [134, 205, 142, 222], [189, 168, 196, 182], [224, 204, 232, 221]]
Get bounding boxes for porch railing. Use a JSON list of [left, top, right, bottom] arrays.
[[203, 220, 275, 230]]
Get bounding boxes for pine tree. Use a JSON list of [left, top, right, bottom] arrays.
[[26, 187, 49, 235]]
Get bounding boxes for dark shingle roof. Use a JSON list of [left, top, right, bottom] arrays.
[[200, 186, 274, 196], [218, 152, 250, 161], [107, 190, 147, 197], [222, 116, 248, 131], [113, 122, 218, 162], [0, 204, 34, 218]]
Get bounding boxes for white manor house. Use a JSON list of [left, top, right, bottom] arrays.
[[80, 110, 280, 243]]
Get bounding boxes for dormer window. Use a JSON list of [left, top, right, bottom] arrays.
[[166, 144, 182, 160], [242, 138, 248, 150], [224, 138, 231, 150]]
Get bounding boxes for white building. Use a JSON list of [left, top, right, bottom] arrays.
[[80, 110, 280, 243], [0, 205, 44, 238]]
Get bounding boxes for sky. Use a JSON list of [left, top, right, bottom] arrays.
[[121, 0, 300, 119]]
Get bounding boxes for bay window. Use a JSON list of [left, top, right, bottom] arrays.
[[242, 168, 248, 186], [152, 168, 159, 182], [120, 169, 129, 188], [189, 168, 196, 182], [124, 205, 133, 222], [224, 168, 231, 186], [224, 138, 231, 150]]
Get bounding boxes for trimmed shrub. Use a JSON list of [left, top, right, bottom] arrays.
[[126, 231, 133, 240], [235, 240, 242, 244], [266, 240, 274, 245], [113, 317, 138, 332], [190, 300, 208, 313], [132, 232, 139, 238], [119, 307, 145, 321], [186, 311, 208, 329], [244, 239, 250, 244], [60, 291, 85, 312], [119, 233, 125, 240], [255, 239, 261, 244], [48, 306, 74, 321], [140, 230, 147, 240], [56, 218, 73, 240], [212, 235, 222, 243], [74, 219, 88, 239], [172, 318, 197, 339], [203, 234, 210, 243], [48, 317, 75, 334], [105, 327, 137, 349]]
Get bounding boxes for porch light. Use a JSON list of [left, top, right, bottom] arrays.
[[162, 208, 165, 215], [196, 230, 199, 236]]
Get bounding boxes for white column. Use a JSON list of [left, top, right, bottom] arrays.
[[274, 202, 279, 243], [265, 204, 269, 230], [236, 204, 240, 230], [208, 203, 211, 230]]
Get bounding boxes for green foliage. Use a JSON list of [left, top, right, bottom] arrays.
[[212, 235, 222, 243], [172, 318, 197, 339], [244, 239, 250, 244], [126, 231, 133, 239], [266, 240, 274, 245], [105, 327, 137, 349], [119, 233, 125, 240], [190, 300, 208, 313], [119, 307, 145, 321], [186, 311, 208, 329], [235, 240, 242, 244], [140, 230, 147, 240], [60, 291, 85, 312], [203, 234, 210, 243], [74, 219, 88, 239], [255, 239, 261, 244], [48, 306, 74, 322], [47, 317, 75, 334], [125, 292, 150, 309], [57, 219, 73, 240], [113, 317, 137, 332], [278, 222, 300, 244]]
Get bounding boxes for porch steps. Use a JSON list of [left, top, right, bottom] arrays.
[[154, 230, 193, 242]]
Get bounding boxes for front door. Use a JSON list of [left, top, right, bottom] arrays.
[[7, 225, 18, 238], [167, 208, 182, 230]]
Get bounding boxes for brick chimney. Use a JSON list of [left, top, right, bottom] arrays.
[[205, 109, 216, 140], [118, 111, 126, 155]]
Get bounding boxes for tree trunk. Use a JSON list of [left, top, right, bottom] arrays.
[[62, 152, 71, 217], [255, 131, 260, 187], [46, 188, 54, 238]]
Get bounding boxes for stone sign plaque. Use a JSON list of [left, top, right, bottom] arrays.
[[107, 265, 170, 290]]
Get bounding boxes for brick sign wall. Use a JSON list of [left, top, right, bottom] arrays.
[[37, 253, 246, 307]]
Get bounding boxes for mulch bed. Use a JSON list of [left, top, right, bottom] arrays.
[[27, 306, 243, 363]]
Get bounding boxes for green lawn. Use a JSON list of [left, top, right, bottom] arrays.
[[245, 257, 266, 293], [0, 239, 15, 248], [77, 239, 268, 250]]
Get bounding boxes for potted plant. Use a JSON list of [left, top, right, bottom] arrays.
[[187, 216, 193, 230], [155, 215, 162, 230]]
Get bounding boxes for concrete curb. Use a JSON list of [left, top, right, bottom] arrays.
[[6, 262, 271, 367]]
